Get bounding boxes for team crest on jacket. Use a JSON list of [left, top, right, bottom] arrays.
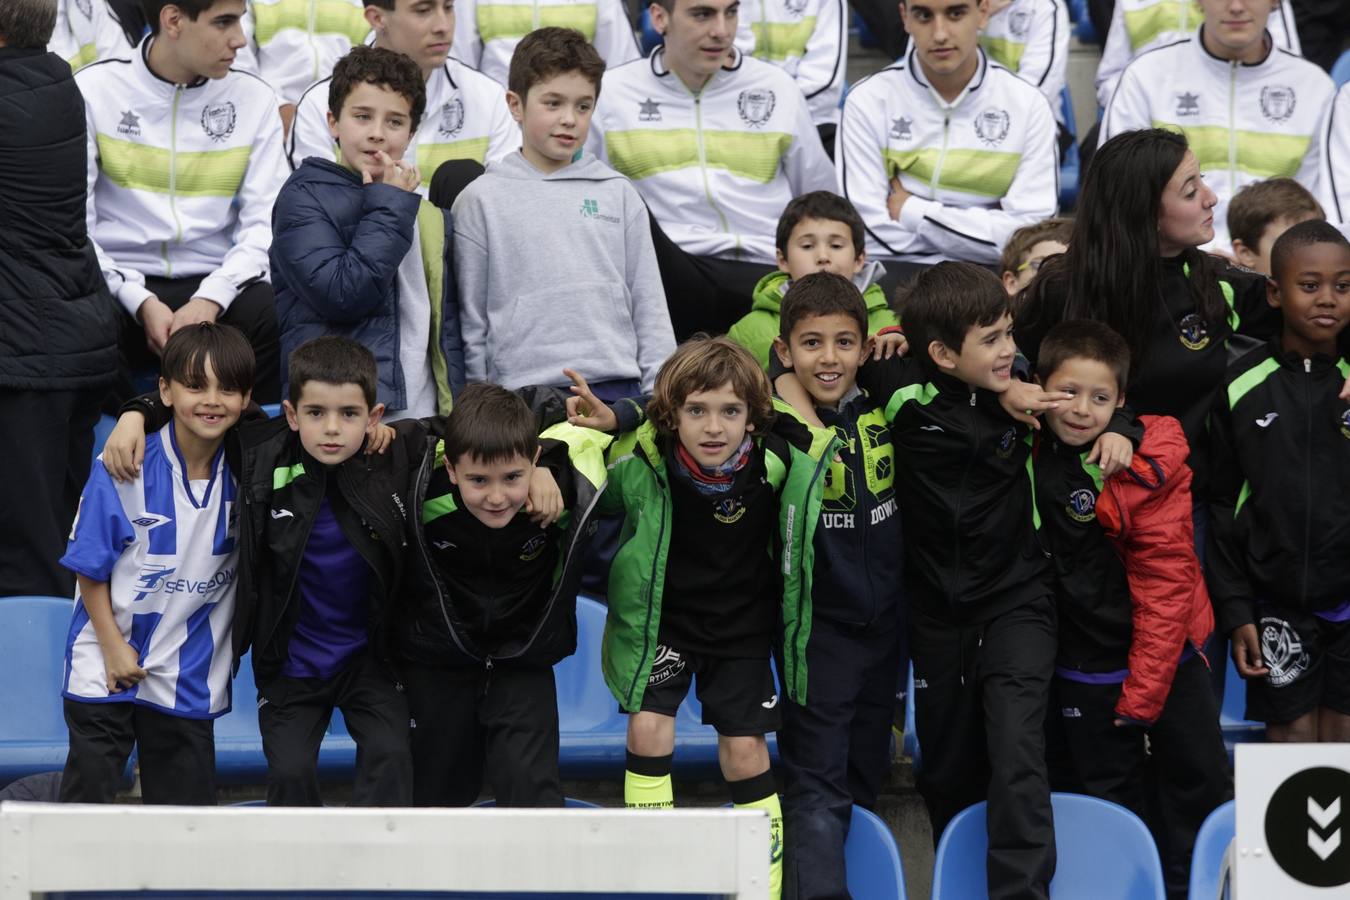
[[974, 108, 1010, 146], [75, 0, 93, 18], [737, 89, 776, 128], [1009, 10, 1032, 36], [118, 110, 141, 137], [995, 427, 1017, 459], [438, 98, 465, 137], [518, 533, 548, 562], [1340, 408, 1350, 439], [1259, 85, 1296, 122], [1065, 489, 1096, 523], [1177, 313, 1210, 351], [1259, 616, 1310, 687], [782, 0, 808, 14], [200, 102, 236, 142], [713, 496, 747, 524]]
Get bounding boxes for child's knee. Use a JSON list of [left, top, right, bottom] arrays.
[[719, 733, 770, 781], [627, 711, 676, 757]]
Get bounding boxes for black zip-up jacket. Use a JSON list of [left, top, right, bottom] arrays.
[[1206, 341, 1350, 634], [398, 422, 608, 670]]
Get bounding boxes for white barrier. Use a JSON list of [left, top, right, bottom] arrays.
[[0, 803, 770, 898]]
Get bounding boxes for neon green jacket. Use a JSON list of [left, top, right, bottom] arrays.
[[727, 262, 898, 370], [597, 420, 835, 711]]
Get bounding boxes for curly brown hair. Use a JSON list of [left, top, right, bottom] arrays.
[[328, 45, 428, 134], [646, 336, 775, 437]]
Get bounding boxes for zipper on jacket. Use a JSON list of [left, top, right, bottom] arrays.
[[1301, 358, 1312, 607], [164, 85, 186, 276], [930, 115, 951, 196], [532, 0, 541, 30], [692, 94, 737, 252], [946, 391, 979, 606], [789, 444, 836, 692], [262, 478, 320, 660], [411, 450, 478, 661], [1227, 62, 1237, 192], [308, 0, 320, 82], [626, 454, 668, 708]]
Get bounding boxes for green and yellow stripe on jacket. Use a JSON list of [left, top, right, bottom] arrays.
[[597, 420, 836, 711]]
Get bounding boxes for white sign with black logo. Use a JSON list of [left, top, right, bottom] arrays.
[[1235, 744, 1350, 896]]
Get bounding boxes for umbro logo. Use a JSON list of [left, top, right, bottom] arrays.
[[270, 508, 294, 519], [432, 540, 455, 550], [761, 694, 779, 709], [131, 513, 169, 529], [920, 425, 944, 433], [1255, 412, 1279, 428]]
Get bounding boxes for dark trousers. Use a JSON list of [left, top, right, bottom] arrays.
[[403, 661, 563, 808], [0, 388, 101, 597], [116, 275, 280, 405], [911, 596, 1058, 900], [780, 616, 905, 900], [1055, 655, 1233, 900], [257, 651, 413, 806], [647, 216, 775, 340], [62, 699, 217, 804]]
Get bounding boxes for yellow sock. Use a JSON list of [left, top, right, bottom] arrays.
[[624, 769, 674, 809], [734, 791, 783, 900]]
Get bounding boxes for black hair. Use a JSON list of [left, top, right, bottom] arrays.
[[328, 45, 428, 133], [140, 0, 227, 36], [1269, 219, 1350, 282], [287, 336, 378, 409], [442, 383, 539, 466], [1036, 320, 1131, 394], [894, 261, 1011, 356], [160, 323, 256, 394], [774, 191, 866, 258], [779, 272, 869, 341]]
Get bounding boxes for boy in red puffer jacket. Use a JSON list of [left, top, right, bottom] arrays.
[[1032, 320, 1231, 900]]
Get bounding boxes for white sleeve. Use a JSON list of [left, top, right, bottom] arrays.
[[1271, 1, 1301, 56], [1099, 61, 1153, 146], [1016, 0, 1069, 111], [92, 0, 133, 60], [195, 98, 287, 308], [452, 0, 484, 71], [734, 0, 757, 56], [287, 84, 335, 169], [1318, 86, 1350, 226], [798, 0, 846, 121], [83, 88, 151, 315], [837, 83, 928, 257], [231, 9, 261, 79], [485, 85, 521, 162], [895, 93, 1059, 263], [1094, 3, 1130, 111], [595, 0, 642, 68], [782, 86, 836, 195], [451, 193, 490, 383], [585, 104, 609, 163]]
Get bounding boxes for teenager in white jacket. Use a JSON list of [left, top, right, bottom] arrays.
[[48, 0, 133, 70], [978, 0, 1069, 129], [733, 0, 848, 140], [1318, 82, 1350, 234], [451, 0, 640, 86]]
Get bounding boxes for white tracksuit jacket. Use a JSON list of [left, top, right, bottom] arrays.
[[978, 0, 1070, 126], [49, 0, 132, 71], [1318, 82, 1350, 232], [837, 47, 1059, 265], [451, 0, 641, 86], [288, 55, 520, 194], [1094, 0, 1300, 110], [733, 0, 847, 128], [233, 0, 371, 105], [77, 39, 288, 316], [1101, 30, 1333, 252], [588, 47, 836, 265]]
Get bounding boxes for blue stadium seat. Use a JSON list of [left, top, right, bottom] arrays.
[[92, 414, 117, 466], [1332, 48, 1350, 89], [902, 664, 920, 773], [1068, 0, 1097, 42], [1219, 656, 1264, 759], [1187, 800, 1234, 900], [0, 596, 77, 787], [261, 403, 282, 418], [1059, 87, 1081, 211], [638, 8, 662, 54], [845, 805, 908, 898], [931, 793, 1166, 899], [557, 595, 630, 775], [474, 797, 602, 808]]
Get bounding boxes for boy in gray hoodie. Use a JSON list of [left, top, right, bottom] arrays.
[[452, 27, 675, 402]]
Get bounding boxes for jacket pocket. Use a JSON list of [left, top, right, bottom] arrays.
[[488, 282, 630, 379]]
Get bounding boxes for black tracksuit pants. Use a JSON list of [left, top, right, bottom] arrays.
[[62, 699, 216, 804], [780, 615, 905, 900], [1054, 654, 1233, 900], [911, 595, 1058, 900], [257, 650, 413, 807], [403, 661, 563, 808], [647, 216, 774, 341]]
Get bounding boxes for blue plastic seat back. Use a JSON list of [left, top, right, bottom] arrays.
[[0, 596, 76, 786], [213, 649, 267, 782], [902, 664, 920, 771], [556, 596, 630, 773], [474, 797, 601, 809], [1219, 656, 1265, 757], [1332, 49, 1350, 88], [638, 8, 662, 54], [931, 793, 1166, 899], [845, 806, 908, 899], [1188, 800, 1234, 900], [1058, 87, 1081, 211]]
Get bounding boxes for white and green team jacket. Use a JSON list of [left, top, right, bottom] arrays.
[[588, 47, 836, 265], [288, 55, 519, 195], [978, 0, 1069, 125], [49, 0, 132, 71], [1101, 30, 1332, 252], [1095, 0, 1300, 110], [733, 0, 847, 127], [78, 39, 288, 317], [232, 0, 371, 105], [450, 0, 641, 86], [1319, 82, 1350, 232], [837, 47, 1059, 266]]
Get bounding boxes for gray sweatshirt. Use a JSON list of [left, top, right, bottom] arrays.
[[452, 151, 675, 392]]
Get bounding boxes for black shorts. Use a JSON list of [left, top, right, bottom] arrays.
[[632, 644, 781, 737], [1246, 605, 1350, 723]]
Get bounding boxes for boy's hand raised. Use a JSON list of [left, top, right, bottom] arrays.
[[1230, 624, 1270, 679], [564, 369, 619, 432], [363, 151, 421, 193], [998, 381, 1067, 430], [366, 423, 396, 455], [102, 412, 148, 482], [525, 465, 563, 527], [1087, 432, 1133, 477], [871, 331, 908, 361]]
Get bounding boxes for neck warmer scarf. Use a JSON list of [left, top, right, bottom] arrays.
[[671, 436, 755, 496]]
